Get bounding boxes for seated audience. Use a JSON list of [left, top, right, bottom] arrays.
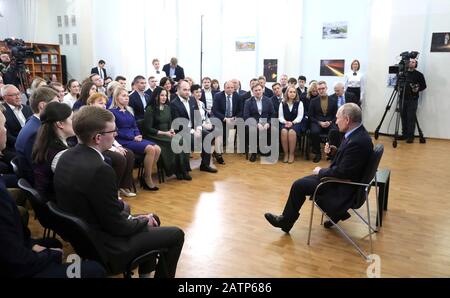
[[258, 76, 274, 98], [170, 80, 218, 174], [87, 93, 136, 198], [265, 103, 373, 233], [279, 86, 304, 164], [48, 82, 65, 102], [106, 81, 121, 108], [115, 75, 127, 89], [72, 81, 97, 111], [54, 106, 184, 277], [110, 87, 161, 190], [308, 81, 338, 163], [144, 76, 158, 99], [243, 83, 275, 162], [0, 111, 105, 278], [128, 75, 150, 120], [160, 77, 176, 101], [270, 82, 284, 118], [297, 75, 308, 95], [143, 86, 191, 180], [162, 57, 185, 82], [15, 86, 59, 184], [211, 79, 220, 93], [62, 79, 80, 108], [200, 77, 218, 115], [32, 102, 74, 201]]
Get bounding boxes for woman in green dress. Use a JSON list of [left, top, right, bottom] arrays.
[[143, 87, 191, 180]]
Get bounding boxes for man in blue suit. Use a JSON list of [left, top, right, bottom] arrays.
[[243, 83, 275, 162], [265, 103, 373, 233], [15, 86, 59, 184], [128, 75, 150, 120]]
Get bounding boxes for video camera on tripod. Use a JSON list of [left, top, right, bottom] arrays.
[[2, 38, 34, 90], [375, 51, 425, 147]]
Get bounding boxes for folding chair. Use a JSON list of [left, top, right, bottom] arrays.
[[307, 144, 384, 260]]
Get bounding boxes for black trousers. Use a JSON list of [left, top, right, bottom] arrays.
[[103, 150, 135, 189], [33, 260, 106, 278], [282, 175, 320, 220], [401, 98, 418, 139], [191, 130, 212, 167], [246, 125, 272, 155], [129, 226, 185, 277], [310, 122, 337, 154]]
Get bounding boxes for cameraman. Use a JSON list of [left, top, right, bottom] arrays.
[[400, 58, 426, 143]]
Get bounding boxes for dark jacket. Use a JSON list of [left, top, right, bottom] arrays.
[[128, 91, 151, 120], [329, 91, 359, 106], [308, 96, 338, 125], [162, 64, 185, 82], [3, 103, 33, 150], [211, 91, 242, 121], [243, 96, 275, 124], [316, 125, 373, 215]]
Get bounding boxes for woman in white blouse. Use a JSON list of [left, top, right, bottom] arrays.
[[62, 79, 80, 108], [344, 59, 364, 105], [279, 86, 304, 163]]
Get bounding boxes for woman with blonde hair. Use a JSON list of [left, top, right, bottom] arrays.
[[110, 86, 161, 190], [279, 86, 304, 163]]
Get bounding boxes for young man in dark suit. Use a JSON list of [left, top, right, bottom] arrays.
[[1, 84, 33, 153], [0, 111, 105, 278], [258, 76, 274, 98], [128, 75, 150, 120], [91, 60, 107, 80], [54, 106, 184, 277], [162, 57, 185, 82], [243, 83, 275, 162], [265, 103, 373, 233], [170, 80, 217, 174]]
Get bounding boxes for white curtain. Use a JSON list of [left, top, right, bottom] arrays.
[[20, 0, 38, 42]]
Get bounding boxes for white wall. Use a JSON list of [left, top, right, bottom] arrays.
[[365, 0, 450, 139], [0, 0, 23, 39]]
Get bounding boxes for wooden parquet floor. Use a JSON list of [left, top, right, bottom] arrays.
[[28, 136, 450, 277]]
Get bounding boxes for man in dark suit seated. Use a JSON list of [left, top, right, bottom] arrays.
[[211, 81, 242, 163], [270, 82, 284, 118], [265, 103, 373, 233], [258, 76, 274, 98], [308, 81, 338, 163], [144, 76, 158, 99], [243, 83, 275, 162], [170, 80, 217, 174], [15, 86, 59, 184], [1, 84, 33, 162], [162, 57, 185, 82], [128, 75, 150, 120], [54, 106, 184, 277], [329, 82, 358, 108], [0, 111, 105, 278], [91, 59, 107, 80], [200, 77, 219, 115]]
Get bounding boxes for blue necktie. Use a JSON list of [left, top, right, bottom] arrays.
[[226, 95, 232, 117], [339, 96, 344, 107]]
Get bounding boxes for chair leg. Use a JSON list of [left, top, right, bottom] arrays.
[[366, 192, 374, 255], [307, 199, 316, 245]]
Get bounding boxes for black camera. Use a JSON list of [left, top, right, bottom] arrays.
[[3, 38, 34, 66], [388, 51, 420, 84]]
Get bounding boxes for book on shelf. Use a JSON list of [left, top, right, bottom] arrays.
[[49, 47, 58, 54], [41, 54, 49, 64], [34, 55, 41, 63], [50, 55, 58, 64], [38, 45, 50, 53], [51, 65, 57, 72]]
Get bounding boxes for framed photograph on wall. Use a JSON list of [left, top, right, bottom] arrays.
[[235, 37, 256, 51], [263, 59, 278, 82], [430, 32, 450, 52], [320, 59, 345, 77], [323, 22, 348, 39]]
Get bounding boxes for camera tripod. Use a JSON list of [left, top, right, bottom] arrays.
[[374, 82, 426, 148]]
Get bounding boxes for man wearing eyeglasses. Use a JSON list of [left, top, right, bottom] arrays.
[[54, 106, 184, 277], [1, 85, 32, 153]]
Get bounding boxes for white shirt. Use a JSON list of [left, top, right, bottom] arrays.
[[278, 101, 304, 124], [63, 93, 78, 108], [204, 89, 213, 111], [344, 71, 365, 100], [7, 103, 26, 127], [255, 97, 263, 115], [138, 91, 147, 109], [148, 68, 167, 83]]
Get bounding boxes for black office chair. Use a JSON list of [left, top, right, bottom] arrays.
[[47, 201, 167, 278], [10, 156, 22, 177], [306, 144, 384, 260], [17, 178, 56, 238]]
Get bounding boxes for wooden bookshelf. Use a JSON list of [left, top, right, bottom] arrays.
[[0, 41, 62, 83]]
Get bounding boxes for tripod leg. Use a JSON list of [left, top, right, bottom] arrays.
[[416, 118, 426, 143], [375, 89, 397, 139]]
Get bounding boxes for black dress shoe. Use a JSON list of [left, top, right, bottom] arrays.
[[324, 211, 351, 229], [183, 173, 192, 180], [397, 135, 407, 140], [214, 153, 225, 165], [264, 213, 296, 233], [249, 153, 257, 162], [176, 173, 183, 180], [140, 177, 159, 191], [199, 165, 218, 173], [313, 154, 321, 163]]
